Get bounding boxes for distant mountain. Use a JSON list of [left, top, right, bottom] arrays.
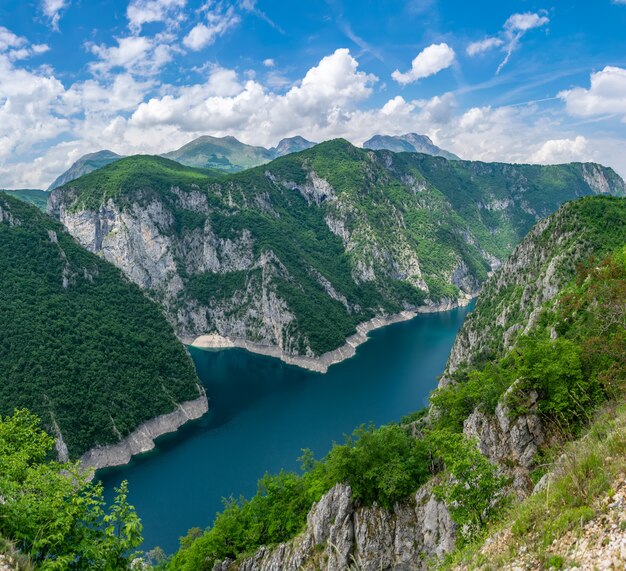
[[270, 136, 316, 157], [48, 150, 122, 190], [363, 133, 460, 160], [162, 135, 274, 172], [0, 189, 48, 210]]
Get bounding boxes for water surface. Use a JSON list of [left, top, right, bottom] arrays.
[[102, 305, 470, 552]]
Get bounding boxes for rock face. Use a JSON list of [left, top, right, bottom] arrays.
[[214, 483, 455, 571], [49, 142, 626, 361], [463, 384, 545, 496]]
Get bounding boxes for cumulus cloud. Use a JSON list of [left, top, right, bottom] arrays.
[[41, 0, 70, 30], [466, 11, 549, 74], [391, 43, 455, 85], [263, 58, 275, 67], [2, 38, 626, 190], [530, 136, 588, 163], [127, 0, 187, 32], [559, 66, 626, 120], [183, 2, 241, 50]]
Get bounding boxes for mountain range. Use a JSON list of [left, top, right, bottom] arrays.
[[363, 133, 460, 160], [45, 133, 456, 190], [49, 139, 625, 363]]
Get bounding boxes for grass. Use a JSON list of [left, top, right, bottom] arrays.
[[439, 401, 626, 570], [0, 536, 34, 570]]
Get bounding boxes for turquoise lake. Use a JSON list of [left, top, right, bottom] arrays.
[[101, 304, 471, 553]]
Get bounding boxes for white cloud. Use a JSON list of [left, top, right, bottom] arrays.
[[88, 35, 173, 76], [2, 41, 626, 191], [127, 0, 187, 32], [504, 12, 550, 33], [183, 3, 241, 50], [41, 0, 70, 30], [530, 136, 588, 163], [263, 58, 275, 67], [466, 37, 504, 56], [466, 11, 549, 74], [559, 66, 626, 120], [391, 43, 455, 85]]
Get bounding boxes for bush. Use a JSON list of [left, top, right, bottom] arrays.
[[0, 410, 143, 570]]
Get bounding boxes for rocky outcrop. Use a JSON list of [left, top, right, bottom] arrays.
[[463, 383, 545, 496], [215, 482, 455, 571], [79, 390, 208, 475]]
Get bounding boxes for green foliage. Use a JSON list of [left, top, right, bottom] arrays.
[[318, 424, 431, 509], [0, 410, 143, 570], [0, 194, 201, 457], [429, 430, 506, 542], [169, 423, 432, 570]]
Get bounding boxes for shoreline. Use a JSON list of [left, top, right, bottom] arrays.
[[188, 295, 474, 374], [79, 389, 209, 478]]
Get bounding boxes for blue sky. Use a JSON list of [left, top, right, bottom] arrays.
[[1, 0, 625, 188]]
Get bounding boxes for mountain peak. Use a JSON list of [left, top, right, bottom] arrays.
[[48, 150, 123, 190], [363, 133, 460, 160], [270, 136, 316, 157]]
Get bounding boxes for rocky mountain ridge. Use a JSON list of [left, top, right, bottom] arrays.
[[49, 141, 625, 363]]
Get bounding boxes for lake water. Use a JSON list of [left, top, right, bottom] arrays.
[[101, 305, 471, 553]]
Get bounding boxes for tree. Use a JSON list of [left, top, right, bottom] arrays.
[[0, 409, 144, 570]]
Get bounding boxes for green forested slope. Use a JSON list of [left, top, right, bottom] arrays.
[[0, 194, 202, 458], [0, 189, 49, 210], [51, 140, 625, 357]]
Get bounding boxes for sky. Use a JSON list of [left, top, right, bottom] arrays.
[[1, 0, 626, 189]]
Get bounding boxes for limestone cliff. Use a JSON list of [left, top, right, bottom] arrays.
[[214, 483, 455, 571], [49, 142, 625, 362]]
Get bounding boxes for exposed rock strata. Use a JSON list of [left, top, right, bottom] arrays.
[[214, 482, 455, 571], [190, 296, 474, 373]]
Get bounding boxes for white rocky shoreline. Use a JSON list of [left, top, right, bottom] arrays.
[[78, 388, 208, 478], [188, 295, 475, 374]]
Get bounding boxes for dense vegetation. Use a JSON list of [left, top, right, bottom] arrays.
[[53, 140, 624, 357], [0, 194, 202, 457], [0, 189, 49, 210], [0, 409, 143, 569]]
